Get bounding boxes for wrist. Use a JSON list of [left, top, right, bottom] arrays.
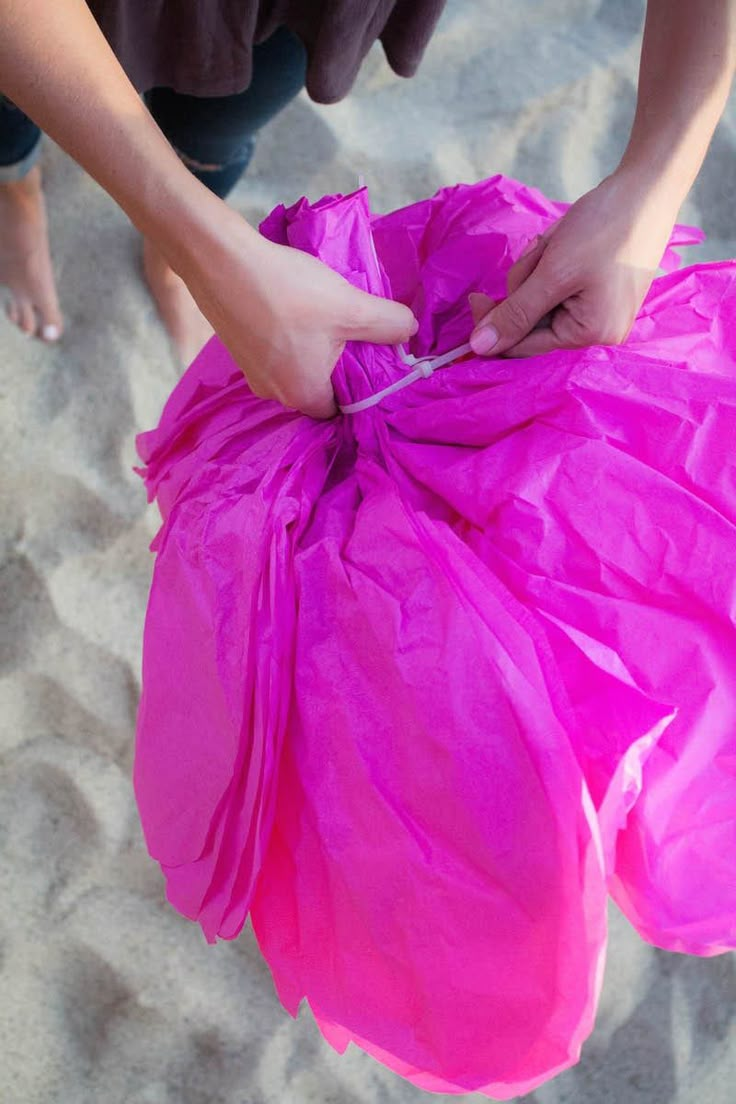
[[617, 97, 730, 215], [131, 164, 264, 279], [588, 168, 682, 266], [608, 156, 689, 224]]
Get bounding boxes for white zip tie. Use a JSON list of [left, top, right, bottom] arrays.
[[339, 342, 472, 415]]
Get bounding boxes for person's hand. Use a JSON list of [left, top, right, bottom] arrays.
[[172, 202, 417, 419], [469, 170, 681, 359]]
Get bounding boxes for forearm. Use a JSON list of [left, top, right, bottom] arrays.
[[0, 0, 258, 266], [618, 0, 736, 205]]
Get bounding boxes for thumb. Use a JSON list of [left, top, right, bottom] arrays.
[[507, 234, 546, 294], [468, 291, 496, 326], [470, 267, 560, 357], [342, 287, 418, 345]]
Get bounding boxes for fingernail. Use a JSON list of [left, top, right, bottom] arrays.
[[521, 233, 542, 256], [470, 324, 499, 356], [42, 324, 60, 342]]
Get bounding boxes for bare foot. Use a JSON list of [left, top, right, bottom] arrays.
[[0, 165, 63, 341], [142, 236, 214, 368]]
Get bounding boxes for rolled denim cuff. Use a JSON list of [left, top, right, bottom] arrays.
[[0, 134, 42, 182]]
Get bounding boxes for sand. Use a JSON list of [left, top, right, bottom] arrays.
[[1, 1, 735, 1101]]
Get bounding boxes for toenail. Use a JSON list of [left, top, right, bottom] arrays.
[[42, 324, 60, 341]]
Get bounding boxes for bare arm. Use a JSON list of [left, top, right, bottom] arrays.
[[470, 0, 736, 358], [0, 0, 416, 416], [621, 0, 736, 209], [0, 0, 218, 273]]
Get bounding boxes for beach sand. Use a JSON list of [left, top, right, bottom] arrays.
[[1, 1, 735, 1101]]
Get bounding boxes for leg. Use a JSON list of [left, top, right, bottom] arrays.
[[140, 28, 307, 365], [145, 27, 307, 199], [0, 96, 63, 340]]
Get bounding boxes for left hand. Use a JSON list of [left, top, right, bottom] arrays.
[[469, 169, 680, 359]]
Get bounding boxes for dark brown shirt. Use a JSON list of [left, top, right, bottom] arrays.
[[88, 1, 447, 103]]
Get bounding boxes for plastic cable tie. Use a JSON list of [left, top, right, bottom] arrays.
[[339, 342, 472, 415]]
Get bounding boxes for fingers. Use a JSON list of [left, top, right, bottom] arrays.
[[297, 392, 338, 420], [468, 292, 495, 326], [342, 289, 418, 345], [503, 324, 567, 359], [257, 339, 342, 421], [469, 264, 563, 357], [507, 235, 546, 295], [503, 300, 628, 359], [468, 235, 546, 331], [467, 235, 546, 338], [252, 374, 338, 421]]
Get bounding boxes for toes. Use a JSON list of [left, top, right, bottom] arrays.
[[40, 305, 63, 343], [18, 299, 37, 336], [4, 295, 61, 341], [36, 278, 64, 343], [6, 296, 34, 336], [41, 322, 62, 343]]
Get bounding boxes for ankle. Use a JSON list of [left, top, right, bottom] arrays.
[[0, 165, 43, 205]]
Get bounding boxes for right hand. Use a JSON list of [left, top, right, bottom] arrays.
[[173, 204, 417, 420], [468, 171, 675, 361]]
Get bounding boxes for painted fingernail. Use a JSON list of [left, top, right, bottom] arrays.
[[42, 324, 60, 342], [470, 324, 499, 356]]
